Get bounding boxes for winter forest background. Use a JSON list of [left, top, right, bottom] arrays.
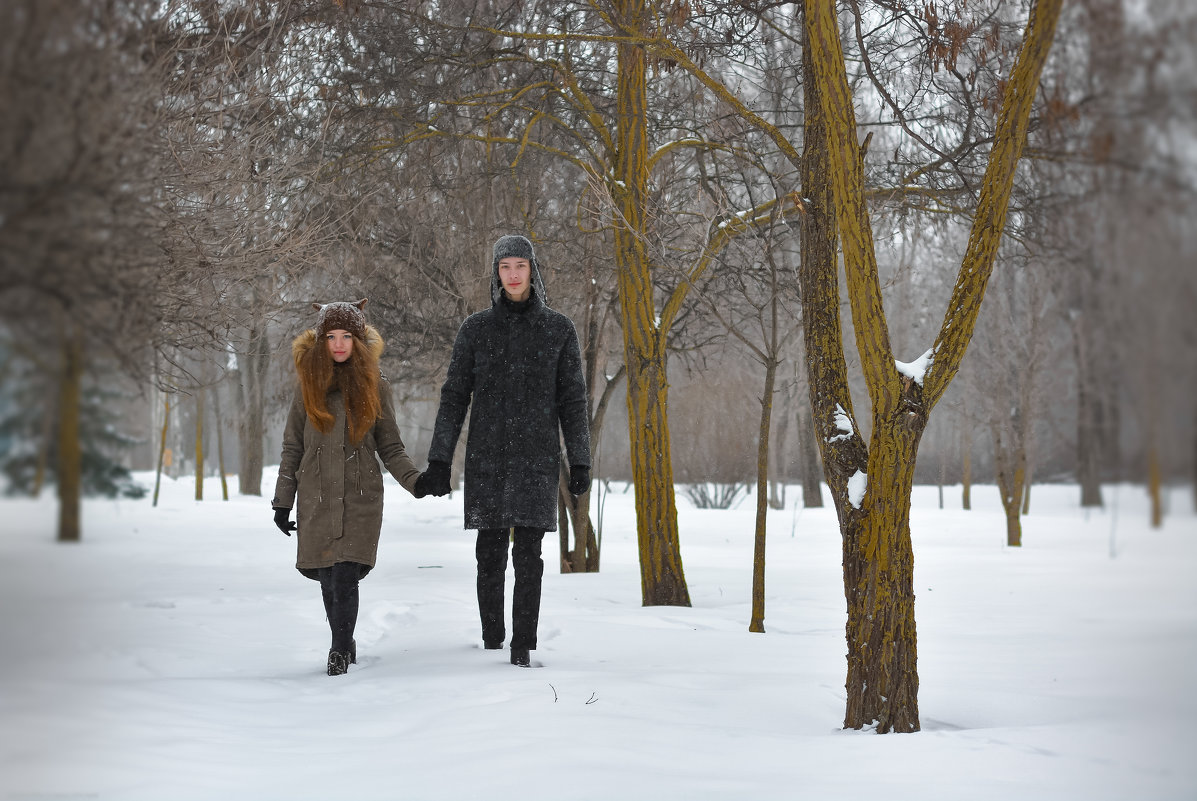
[[1, 0, 1196, 748]]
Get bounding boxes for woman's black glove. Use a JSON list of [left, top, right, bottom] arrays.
[[273, 507, 296, 536], [414, 460, 452, 498], [568, 465, 591, 496]]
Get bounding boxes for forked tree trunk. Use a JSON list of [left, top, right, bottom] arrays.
[[558, 473, 598, 573], [614, 2, 689, 606], [802, 0, 1062, 732], [56, 325, 83, 543], [993, 425, 1027, 547]]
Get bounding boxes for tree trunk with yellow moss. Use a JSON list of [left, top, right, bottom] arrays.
[[800, 0, 1064, 732], [613, 0, 690, 606]]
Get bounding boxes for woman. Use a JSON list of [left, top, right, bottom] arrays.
[[271, 299, 423, 676]]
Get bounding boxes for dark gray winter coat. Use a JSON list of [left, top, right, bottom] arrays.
[[428, 269, 590, 531]]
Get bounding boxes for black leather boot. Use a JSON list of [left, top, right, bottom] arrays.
[[327, 649, 351, 676]]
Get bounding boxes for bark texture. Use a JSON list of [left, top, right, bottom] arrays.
[[802, 0, 1064, 731], [614, 0, 690, 606]]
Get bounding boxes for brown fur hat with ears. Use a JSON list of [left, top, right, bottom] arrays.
[[313, 299, 368, 339]]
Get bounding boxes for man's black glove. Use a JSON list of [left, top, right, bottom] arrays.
[[568, 465, 591, 496], [273, 507, 296, 536], [414, 460, 452, 498]]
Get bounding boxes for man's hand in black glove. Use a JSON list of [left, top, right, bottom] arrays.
[[568, 465, 591, 496], [273, 507, 296, 536], [414, 460, 453, 498]]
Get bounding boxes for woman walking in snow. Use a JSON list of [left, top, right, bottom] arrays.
[[272, 299, 426, 676], [415, 234, 591, 667]]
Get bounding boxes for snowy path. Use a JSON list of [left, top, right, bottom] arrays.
[[1, 475, 1194, 800]]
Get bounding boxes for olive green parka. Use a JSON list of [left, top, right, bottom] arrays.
[[272, 325, 420, 580]]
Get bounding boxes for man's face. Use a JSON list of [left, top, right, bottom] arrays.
[[498, 257, 532, 302]]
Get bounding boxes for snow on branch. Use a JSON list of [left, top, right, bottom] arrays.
[[895, 348, 935, 386]]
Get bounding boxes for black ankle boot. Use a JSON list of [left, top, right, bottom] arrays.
[[327, 650, 351, 676], [510, 647, 530, 667]]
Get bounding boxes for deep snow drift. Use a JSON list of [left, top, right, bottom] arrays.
[[1, 473, 1194, 800]]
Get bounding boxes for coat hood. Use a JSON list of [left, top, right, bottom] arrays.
[[292, 324, 385, 371]]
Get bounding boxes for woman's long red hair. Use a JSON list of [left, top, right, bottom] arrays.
[[296, 331, 382, 445]]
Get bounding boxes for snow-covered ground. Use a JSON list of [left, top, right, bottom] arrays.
[[2, 472, 1195, 801]]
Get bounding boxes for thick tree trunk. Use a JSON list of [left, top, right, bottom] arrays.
[[237, 319, 268, 496], [56, 326, 83, 543], [614, 4, 689, 606], [798, 404, 825, 507], [749, 360, 778, 633], [843, 412, 923, 732], [622, 348, 690, 605]]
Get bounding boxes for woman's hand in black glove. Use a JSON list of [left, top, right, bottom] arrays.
[[273, 507, 296, 536], [414, 461, 452, 498]]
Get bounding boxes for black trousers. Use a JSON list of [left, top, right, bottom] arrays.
[[476, 527, 545, 650], [318, 561, 362, 654]]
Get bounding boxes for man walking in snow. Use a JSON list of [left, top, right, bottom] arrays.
[[415, 234, 591, 667]]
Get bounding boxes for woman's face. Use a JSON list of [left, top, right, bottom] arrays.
[[326, 329, 354, 363]]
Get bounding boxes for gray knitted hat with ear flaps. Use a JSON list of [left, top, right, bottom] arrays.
[[490, 235, 547, 305]]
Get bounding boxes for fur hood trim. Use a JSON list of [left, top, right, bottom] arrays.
[[292, 324, 385, 371]]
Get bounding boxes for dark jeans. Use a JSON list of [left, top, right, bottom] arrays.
[[318, 561, 363, 654], [476, 527, 545, 650]]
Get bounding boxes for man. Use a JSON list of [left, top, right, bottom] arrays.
[[416, 234, 591, 667]]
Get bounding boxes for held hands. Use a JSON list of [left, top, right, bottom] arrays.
[[568, 465, 591, 496], [273, 507, 296, 536], [414, 460, 453, 498]]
